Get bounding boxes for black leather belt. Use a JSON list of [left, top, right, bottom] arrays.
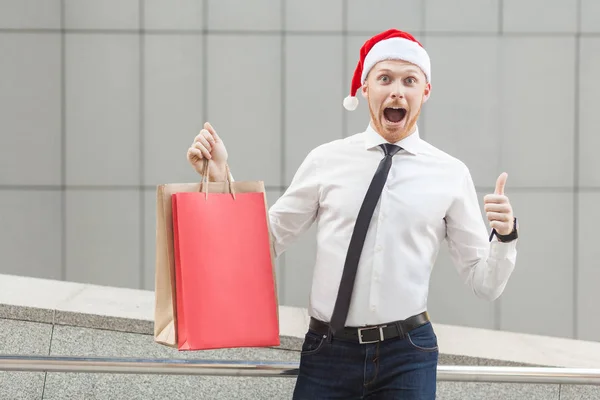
[[309, 311, 430, 344]]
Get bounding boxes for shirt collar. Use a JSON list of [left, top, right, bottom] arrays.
[[363, 124, 424, 155]]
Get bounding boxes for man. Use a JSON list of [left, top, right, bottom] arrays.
[[187, 29, 518, 399]]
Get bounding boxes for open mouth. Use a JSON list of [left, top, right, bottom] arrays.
[[383, 107, 407, 124]]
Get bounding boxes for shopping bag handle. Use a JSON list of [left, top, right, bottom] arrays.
[[200, 159, 236, 200]]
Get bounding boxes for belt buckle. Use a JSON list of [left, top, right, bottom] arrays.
[[358, 325, 387, 344]]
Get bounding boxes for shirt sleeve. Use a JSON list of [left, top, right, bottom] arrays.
[[268, 149, 320, 258], [444, 165, 518, 301]]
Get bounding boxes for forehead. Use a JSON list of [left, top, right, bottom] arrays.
[[372, 59, 425, 77]]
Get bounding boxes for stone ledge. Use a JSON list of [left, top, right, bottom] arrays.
[[2, 273, 600, 368], [0, 273, 306, 351]]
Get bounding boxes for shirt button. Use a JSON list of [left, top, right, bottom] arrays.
[[375, 245, 383, 252]]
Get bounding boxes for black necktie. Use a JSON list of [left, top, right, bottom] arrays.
[[330, 143, 402, 334]]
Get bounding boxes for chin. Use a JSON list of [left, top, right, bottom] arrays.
[[379, 116, 408, 139], [382, 120, 407, 132]]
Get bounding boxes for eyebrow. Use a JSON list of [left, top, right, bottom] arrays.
[[377, 67, 421, 76]]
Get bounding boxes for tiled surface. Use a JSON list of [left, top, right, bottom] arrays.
[[581, 0, 600, 33], [424, 0, 499, 33], [0, 319, 51, 400], [576, 193, 600, 341], [424, 36, 501, 187], [499, 37, 576, 188], [143, 0, 204, 30], [0, 313, 598, 399], [7, 270, 600, 369], [578, 38, 600, 187], [44, 324, 299, 400], [284, 0, 343, 32], [143, 34, 205, 186], [0, 191, 62, 279], [1, 0, 600, 344], [436, 382, 559, 400], [284, 35, 344, 184], [48, 324, 294, 360], [65, 34, 141, 185], [54, 312, 153, 335], [0, 33, 62, 185], [65, 190, 141, 288], [345, 34, 378, 136], [499, 192, 574, 338], [43, 374, 296, 400], [346, 0, 423, 33], [143, 188, 160, 291], [0, 304, 55, 324], [502, 0, 578, 33], [0, 0, 61, 29], [206, 35, 282, 186], [207, 0, 281, 31], [64, 0, 139, 30], [560, 385, 600, 399]]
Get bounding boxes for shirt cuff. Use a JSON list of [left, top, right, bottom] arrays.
[[490, 238, 518, 260]]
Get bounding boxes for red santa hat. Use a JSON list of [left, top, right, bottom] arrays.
[[343, 29, 431, 111]]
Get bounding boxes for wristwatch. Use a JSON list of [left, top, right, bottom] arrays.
[[492, 217, 518, 243]]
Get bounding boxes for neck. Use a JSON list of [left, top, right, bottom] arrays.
[[370, 123, 417, 143]]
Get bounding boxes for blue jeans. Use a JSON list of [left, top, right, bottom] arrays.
[[292, 321, 438, 399]]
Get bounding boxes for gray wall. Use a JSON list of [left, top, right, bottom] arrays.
[[1, 0, 599, 341]]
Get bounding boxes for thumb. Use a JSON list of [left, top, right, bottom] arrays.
[[495, 172, 508, 195]]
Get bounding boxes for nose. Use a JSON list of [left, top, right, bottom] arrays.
[[390, 86, 404, 99]]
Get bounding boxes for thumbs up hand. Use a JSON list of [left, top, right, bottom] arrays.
[[483, 172, 514, 236]]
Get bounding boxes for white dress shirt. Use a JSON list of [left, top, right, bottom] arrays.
[[268, 124, 517, 327]]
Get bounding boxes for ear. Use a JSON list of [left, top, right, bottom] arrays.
[[361, 82, 368, 99], [422, 82, 432, 103]]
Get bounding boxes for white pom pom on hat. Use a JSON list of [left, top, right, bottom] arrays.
[[343, 95, 359, 111], [343, 29, 431, 111]]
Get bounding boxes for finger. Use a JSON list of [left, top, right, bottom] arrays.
[[490, 221, 500, 230], [484, 203, 511, 213], [193, 141, 212, 159], [486, 212, 511, 222], [204, 122, 220, 141], [495, 172, 508, 195], [194, 143, 211, 159], [195, 136, 212, 153], [194, 130, 212, 146], [201, 129, 216, 146], [187, 147, 204, 162], [490, 220, 510, 233], [484, 194, 509, 204]]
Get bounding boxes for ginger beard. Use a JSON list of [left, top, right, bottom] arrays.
[[366, 87, 424, 143]]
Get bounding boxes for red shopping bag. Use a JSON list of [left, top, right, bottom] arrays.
[[171, 170, 279, 350]]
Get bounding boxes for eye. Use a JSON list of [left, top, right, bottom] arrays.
[[379, 75, 391, 83], [405, 77, 417, 85]]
